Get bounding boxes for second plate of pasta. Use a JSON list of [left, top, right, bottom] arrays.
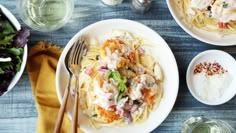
[[56, 19, 179, 133], [167, 0, 236, 46]]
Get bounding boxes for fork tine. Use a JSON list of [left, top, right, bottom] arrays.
[[72, 42, 80, 65], [69, 38, 82, 65], [77, 37, 86, 65], [75, 43, 83, 64], [77, 45, 86, 65], [68, 41, 77, 67], [72, 37, 85, 65]]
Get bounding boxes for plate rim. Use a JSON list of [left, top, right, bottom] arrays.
[[55, 18, 179, 132]]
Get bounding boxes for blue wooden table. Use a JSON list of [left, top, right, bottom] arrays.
[[0, 0, 236, 133]]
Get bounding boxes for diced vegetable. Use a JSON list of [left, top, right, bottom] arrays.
[[218, 22, 227, 29], [84, 67, 93, 76]]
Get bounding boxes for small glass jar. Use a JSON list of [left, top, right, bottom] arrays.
[[131, 0, 153, 14], [101, 0, 123, 6]]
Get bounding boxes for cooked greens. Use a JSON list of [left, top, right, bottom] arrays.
[[0, 8, 30, 95], [106, 71, 128, 101]]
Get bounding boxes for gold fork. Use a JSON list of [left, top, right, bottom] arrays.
[[53, 37, 86, 133], [69, 37, 87, 133]]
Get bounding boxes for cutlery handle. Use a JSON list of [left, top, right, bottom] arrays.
[[72, 90, 79, 133], [53, 86, 70, 133]]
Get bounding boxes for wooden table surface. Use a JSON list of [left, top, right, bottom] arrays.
[[0, 0, 236, 133]]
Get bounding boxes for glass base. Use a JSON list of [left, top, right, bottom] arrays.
[[182, 117, 236, 133], [101, 0, 123, 7]]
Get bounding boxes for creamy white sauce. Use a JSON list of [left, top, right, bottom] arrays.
[[110, 30, 135, 46], [129, 74, 158, 100], [193, 72, 232, 101], [104, 48, 120, 71], [93, 80, 118, 109], [154, 63, 162, 81], [132, 103, 146, 117], [211, 0, 236, 22], [189, 0, 236, 23], [130, 83, 143, 100], [116, 97, 128, 109], [121, 44, 132, 56], [190, 0, 212, 10]]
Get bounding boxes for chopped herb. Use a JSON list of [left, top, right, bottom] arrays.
[[209, 11, 212, 17], [147, 82, 154, 87], [127, 67, 132, 70], [133, 100, 141, 105], [117, 93, 123, 102], [92, 114, 97, 117], [118, 82, 127, 92], [222, 2, 228, 8], [106, 71, 127, 101], [95, 55, 99, 60]]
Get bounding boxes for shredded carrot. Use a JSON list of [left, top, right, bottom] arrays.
[[100, 39, 122, 58], [95, 75, 103, 88], [95, 106, 120, 123], [141, 89, 155, 105], [128, 51, 135, 63]]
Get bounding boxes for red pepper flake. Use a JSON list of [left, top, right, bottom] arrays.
[[193, 61, 227, 76]]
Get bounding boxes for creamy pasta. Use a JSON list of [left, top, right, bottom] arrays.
[[178, 0, 236, 34], [74, 30, 163, 128]]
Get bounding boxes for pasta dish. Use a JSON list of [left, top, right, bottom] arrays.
[[74, 30, 163, 128], [178, 0, 236, 34]]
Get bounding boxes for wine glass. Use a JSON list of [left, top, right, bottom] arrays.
[[16, 0, 74, 32]]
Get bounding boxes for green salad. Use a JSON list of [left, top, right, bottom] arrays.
[[0, 8, 30, 95]]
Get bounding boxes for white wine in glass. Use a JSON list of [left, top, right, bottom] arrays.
[[17, 0, 74, 32]]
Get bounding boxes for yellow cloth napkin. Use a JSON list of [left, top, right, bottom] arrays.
[[26, 41, 82, 133]]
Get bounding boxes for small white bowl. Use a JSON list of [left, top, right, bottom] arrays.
[[186, 50, 236, 105], [0, 5, 28, 96]]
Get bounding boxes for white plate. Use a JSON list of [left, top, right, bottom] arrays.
[[0, 4, 28, 96], [186, 50, 236, 105], [166, 0, 236, 46], [56, 19, 179, 133]]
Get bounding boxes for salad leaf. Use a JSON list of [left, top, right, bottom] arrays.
[[13, 27, 30, 48], [0, 19, 15, 35], [0, 70, 15, 95], [0, 47, 23, 56], [0, 9, 16, 46], [0, 68, 4, 74], [0, 62, 14, 74], [0, 34, 14, 46], [15, 56, 22, 71]]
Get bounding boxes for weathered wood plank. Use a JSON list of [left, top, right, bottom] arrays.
[[0, 118, 36, 133]]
